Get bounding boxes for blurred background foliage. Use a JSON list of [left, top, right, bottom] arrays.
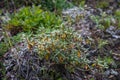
[[1, 0, 119, 13]]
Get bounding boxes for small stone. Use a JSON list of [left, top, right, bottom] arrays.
[[104, 70, 110, 76], [111, 69, 118, 75], [109, 75, 114, 78]]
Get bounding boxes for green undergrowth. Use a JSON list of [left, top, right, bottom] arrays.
[[96, 1, 109, 9], [3, 6, 62, 35], [90, 12, 120, 30], [40, 0, 73, 13], [1, 5, 63, 58], [115, 9, 120, 17], [1, 0, 41, 9], [69, 0, 85, 7], [0, 5, 62, 58], [114, 9, 120, 28], [1, 0, 73, 14], [25, 27, 114, 79], [35, 27, 84, 79], [35, 27, 83, 64], [0, 2, 119, 80], [0, 32, 26, 80], [1, 22, 114, 79], [0, 42, 9, 56], [0, 62, 6, 80], [0, 33, 23, 56]]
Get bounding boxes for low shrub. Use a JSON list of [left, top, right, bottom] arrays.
[[36, 27, 82, 64], [3, 22, 116, 80], [3, 6, 62, 35], [4, 27, 92, 80], [25, 27, 91, 79]]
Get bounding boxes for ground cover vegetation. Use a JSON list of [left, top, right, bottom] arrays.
[[0, 0, 120, 80]]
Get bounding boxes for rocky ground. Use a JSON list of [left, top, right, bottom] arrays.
[[62, 6, 120, 80]]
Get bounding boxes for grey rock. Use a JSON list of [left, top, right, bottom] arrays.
[[111, 69, 118, 75]]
